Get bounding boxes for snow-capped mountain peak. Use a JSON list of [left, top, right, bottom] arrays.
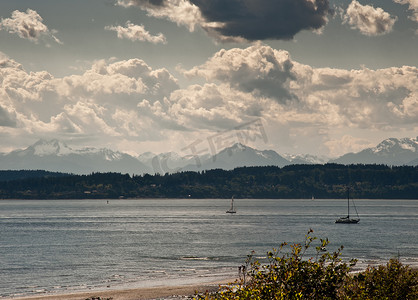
[[2, 137, 417, 175], [1, 139, 151, 174], [158, 152, 183, 161], [222, 142, 248, 155], [101, 148, 123, 161], [283, 153, 329, 164], [331, 136, 418, 166], [185, 142, 290, 171], [32, 139, 73, 157], [399, 137, 418, 152], [372, 137, 418, 154]]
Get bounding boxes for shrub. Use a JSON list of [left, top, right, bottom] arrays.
[[342, 258, 417, 300], [195, 229, 356, 299], [195, 230, 417, 299]]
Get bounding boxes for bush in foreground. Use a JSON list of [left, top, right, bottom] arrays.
[[195, 230, 417, 300], [343, 258, 417, 299]]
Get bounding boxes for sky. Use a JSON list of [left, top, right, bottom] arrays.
[[0, 0, 417, 158]]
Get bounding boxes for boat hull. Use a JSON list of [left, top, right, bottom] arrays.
[[335, 218, 359, 224]]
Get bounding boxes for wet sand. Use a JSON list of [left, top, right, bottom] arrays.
[[6, 280, 234, 300]]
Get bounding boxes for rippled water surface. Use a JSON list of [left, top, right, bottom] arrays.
[[0, 199, 417, 298]]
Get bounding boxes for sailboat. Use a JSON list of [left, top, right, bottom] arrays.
[[226, 196, 236, 214], [335, 187, 360, 224]]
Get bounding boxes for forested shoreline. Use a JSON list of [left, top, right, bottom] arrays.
[[0, 164, 417, 199]]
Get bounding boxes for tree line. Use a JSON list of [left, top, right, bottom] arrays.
[[0, 164, 417, 199]]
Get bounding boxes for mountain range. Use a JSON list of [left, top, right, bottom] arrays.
[[0, 137, 417, 175], [0, 139, 151, 175], [330, 137, 418, 166]]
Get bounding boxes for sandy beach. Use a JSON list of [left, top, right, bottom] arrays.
[[5, 280, 233, 300]]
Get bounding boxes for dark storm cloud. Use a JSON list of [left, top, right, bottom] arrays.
[[118, 0, 332, 41], [190, 0, 332, 40]]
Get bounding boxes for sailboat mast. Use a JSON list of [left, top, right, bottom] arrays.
[[336, 185, 359, 223], [347, 187, 350, 218]]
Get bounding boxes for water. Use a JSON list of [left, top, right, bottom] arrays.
[[0, 199, 417, 298]]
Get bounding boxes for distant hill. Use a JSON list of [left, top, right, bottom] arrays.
[[331, 137, 418, 166], [1, 164, 417, 199], [0, 170, 69, 182]]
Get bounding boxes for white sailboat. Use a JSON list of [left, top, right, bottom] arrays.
[[335, 187, 360, 224], [226, 196, 236, 214]]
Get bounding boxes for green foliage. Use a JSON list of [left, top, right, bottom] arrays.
[[195, 229, 356, 300], [195, 230, 417, 300], [343, 258, 418, 300]]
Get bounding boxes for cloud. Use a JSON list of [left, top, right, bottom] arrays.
[[116, 0, 332, 42], [0, 9, 62, 45], [393, 0, 418, 22], [132, 45, 417, 143], [116, 0, 203, 31], [0, 54, 179, 145], [184, 44, 297, 102], [343, 0, 397, 36], [388, 93, 418, 119], [63, 101, 119, 136], [1, 45, 417, 156], [138, 83, 271, 131], [105, 21, 167, 44], [294, 64, 418, 128], [190, 0, 332, 41], [181, 44, 418, 130], [184, 43, 418, 130], [324, 135, 375, 157], [56, 58, 179, 105], [0, 105, 16, 127]]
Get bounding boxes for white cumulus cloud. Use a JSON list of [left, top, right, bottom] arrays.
[[343, 0, 397, 36], [1, 44, 417, 156], [181, 44, 418, 131], [105, 21, 167, 44], [0, 9, 62, 45], [0, 53, 179, 146], [137, 83, 271, 131], [184, 44, 296, 102], [116, 0, 203, 32]]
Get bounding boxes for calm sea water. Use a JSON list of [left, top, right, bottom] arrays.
[[0, 199, 417, 298]]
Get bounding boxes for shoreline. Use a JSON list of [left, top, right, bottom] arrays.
[[3, 279, 235, 300]]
